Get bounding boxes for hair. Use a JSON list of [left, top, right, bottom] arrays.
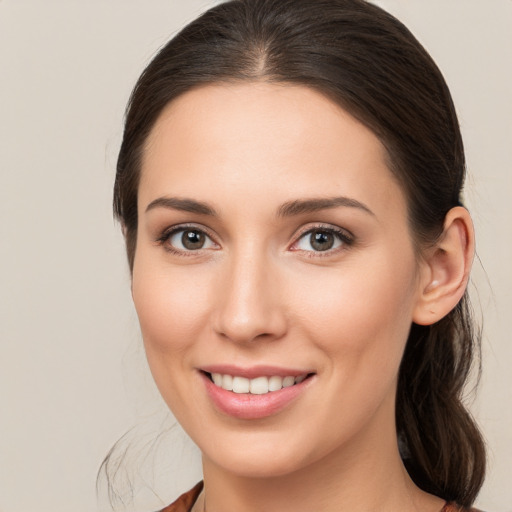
[[112, 0, 485, 506]]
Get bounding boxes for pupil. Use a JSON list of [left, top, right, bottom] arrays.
[[311, 231, 334, 251], [182, 230, 205, 250]]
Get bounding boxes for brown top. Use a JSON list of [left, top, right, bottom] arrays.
[[160, 482, 203, 512], [159, 482, 483, 512]]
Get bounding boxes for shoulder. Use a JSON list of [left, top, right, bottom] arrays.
[[159, 482, 204, 512]]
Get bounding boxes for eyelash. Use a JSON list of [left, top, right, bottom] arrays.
[[155, 223, 219, 256], [155, 223, 354, 257], [290, 224, 354, 257]]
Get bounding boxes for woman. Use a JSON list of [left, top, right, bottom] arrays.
[[110, 0, 486, 510]]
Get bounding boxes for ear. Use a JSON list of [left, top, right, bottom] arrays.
[[120, 221, 128, 238], [413, 206, 475, 326]]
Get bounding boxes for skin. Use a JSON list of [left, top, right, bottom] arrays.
[[131, 83, 473, 512]]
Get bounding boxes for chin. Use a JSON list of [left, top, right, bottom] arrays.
[[198, 427, 336, 480], [209, 451, 310, 479]]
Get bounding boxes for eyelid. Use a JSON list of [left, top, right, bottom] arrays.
[[289, 223, 355, 254], [156, 223, 220, 254]]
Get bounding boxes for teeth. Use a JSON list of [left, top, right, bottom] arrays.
[[232, 376, 250, 394], [249, 376, 269, 395], [210, 373, 308, 394], [295, 374, 307, 384], [268, 376, 282, 392], [222, 374, 233, 391], [283, 376, 295, 387]]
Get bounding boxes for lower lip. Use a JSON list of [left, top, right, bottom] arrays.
[[201, 373, 313, 420]]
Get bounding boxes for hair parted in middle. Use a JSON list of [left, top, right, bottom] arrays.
[[111, 0, 485, 506]]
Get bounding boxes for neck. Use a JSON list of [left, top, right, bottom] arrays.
[[199, 418, 443, 512]]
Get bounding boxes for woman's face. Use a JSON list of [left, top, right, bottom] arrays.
[[132, 83, 426, 478]]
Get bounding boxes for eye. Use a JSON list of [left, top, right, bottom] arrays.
[[162, 227, 218, 252], [292, 227, 352, 253]]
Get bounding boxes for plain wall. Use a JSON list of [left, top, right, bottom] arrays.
[[0, 1, 510, 511]]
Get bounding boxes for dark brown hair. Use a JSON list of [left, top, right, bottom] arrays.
[[112, 0, 485, 506]]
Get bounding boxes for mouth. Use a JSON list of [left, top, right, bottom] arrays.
[[203, 371, 312, 395], [199, 365, 316, 419]]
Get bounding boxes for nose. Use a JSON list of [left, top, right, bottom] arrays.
[[212, 249, 287, 344]]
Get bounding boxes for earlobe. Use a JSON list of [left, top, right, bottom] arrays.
[[413, 207, 475, 326]]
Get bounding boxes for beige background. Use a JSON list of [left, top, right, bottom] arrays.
[[0, 1, 510, 511]]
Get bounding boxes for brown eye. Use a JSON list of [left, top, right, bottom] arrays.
[[310, 230, 335, 251], [166, 228, 217, 252], [182, 230, 205, 249], [293, 226, 352, 253]]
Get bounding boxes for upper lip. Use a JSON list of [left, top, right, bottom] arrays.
[[199, 364, 314, 380]]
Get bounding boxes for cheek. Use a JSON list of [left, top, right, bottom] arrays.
[[130, 256, 217, 418], [131, 256, 213, 357], [292, 250, 418, 368]]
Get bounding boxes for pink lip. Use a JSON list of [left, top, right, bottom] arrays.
[[199, 368, 315, 420]]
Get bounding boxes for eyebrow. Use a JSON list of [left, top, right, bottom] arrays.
[[145, 196, 218, 216], [277, 196, 374, 217], [145, 195, 374, 218]]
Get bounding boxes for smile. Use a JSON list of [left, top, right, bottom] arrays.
[[200, 367, 315, 419], [209, 373, 308, 395]]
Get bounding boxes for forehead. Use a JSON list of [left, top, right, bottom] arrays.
[[139, 82, 406, 219]]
